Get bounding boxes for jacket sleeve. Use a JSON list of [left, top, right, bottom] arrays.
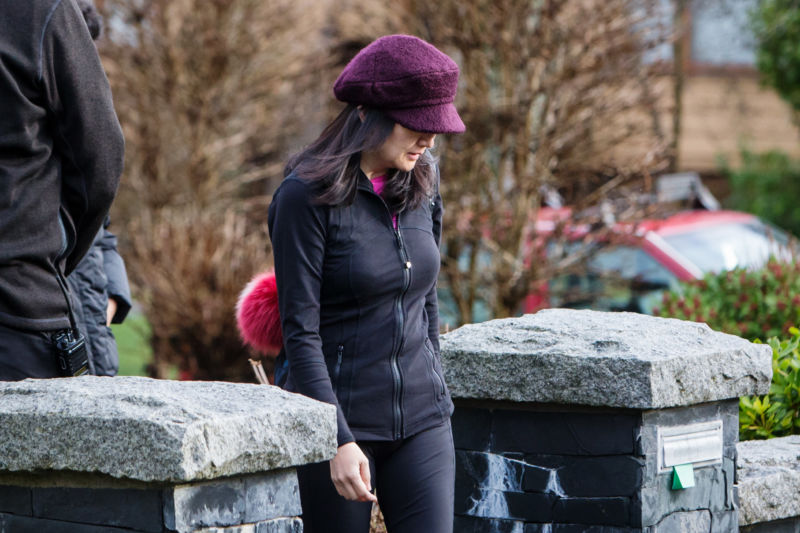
[[98, 221, 132, 324], [39, 0, 124, 274], [424, 172, 443, 356], [268, 178, 355, 447]]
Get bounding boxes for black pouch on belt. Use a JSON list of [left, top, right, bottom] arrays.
[[51, 252, 90, 378]]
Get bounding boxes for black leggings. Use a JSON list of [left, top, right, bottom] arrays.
[[298, 420, 454, 533]]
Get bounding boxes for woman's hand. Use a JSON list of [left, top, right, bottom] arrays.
[[329, 442, 377, 502], [106, 298, 118, 326]]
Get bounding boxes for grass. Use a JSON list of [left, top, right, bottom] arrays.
[[111, 313, 152, 377]]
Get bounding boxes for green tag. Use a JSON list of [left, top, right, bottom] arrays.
[[671, 463, 695, 490]]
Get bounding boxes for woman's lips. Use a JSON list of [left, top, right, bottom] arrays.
[[407, 152, 421, 160]]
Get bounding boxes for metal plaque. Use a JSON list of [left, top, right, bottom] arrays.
[[657, 420, 723, 473]]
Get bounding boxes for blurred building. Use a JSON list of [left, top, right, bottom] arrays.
[[674, 0, 800, 172]]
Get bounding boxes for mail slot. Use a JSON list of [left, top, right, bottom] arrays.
[[657, 420, 723, 472]]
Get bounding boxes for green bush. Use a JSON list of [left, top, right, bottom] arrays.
[[751, 0, 800, 117], [740, 332, 800, 440], [725, 150, 800, 238], [656, 260, 800, 341], [656, 261, 800, 439]]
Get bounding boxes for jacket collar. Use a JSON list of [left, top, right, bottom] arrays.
[[356, 168, 382, 195]]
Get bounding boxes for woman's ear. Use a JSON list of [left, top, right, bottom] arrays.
[[357, 105, 366, 123]]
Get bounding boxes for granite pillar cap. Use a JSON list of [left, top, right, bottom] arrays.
[[0, 376, 337, 482], [441, 309, 772, 408]]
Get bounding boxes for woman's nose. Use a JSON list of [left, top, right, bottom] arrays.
[[419, 133, 436, 149]]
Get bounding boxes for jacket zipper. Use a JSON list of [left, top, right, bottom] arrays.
[[392, 219, 411, 440], [364, 183, 409, 441], [424, 340, 446, 397], [333, 344, 343, 393]]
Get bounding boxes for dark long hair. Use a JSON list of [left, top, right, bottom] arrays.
[[285, 105, 437, 213]]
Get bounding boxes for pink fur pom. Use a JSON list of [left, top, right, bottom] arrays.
[[236, 270, 283, 355]]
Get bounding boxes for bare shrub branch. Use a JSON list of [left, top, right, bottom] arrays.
[[400, 0, 675, 324]]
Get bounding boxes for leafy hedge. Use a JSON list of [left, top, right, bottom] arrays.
[[740, 332, 800, 440], [751, 0, 800, 116], [656, 260, 800, 340], [656, 260, 800, 439]]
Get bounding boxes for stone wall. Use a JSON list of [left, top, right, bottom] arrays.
[[441, 309, 773, 532], [451, 401, 741, 532], [0, 377, 337, 533], [1, 311, 797, 532], [737, 436, 800, 533], [0, 471, 302, 533]]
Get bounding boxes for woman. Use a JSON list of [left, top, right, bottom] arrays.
[[268, 35, 464, 533]]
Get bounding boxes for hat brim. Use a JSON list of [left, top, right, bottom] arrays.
[[384, 102, 465, 134]]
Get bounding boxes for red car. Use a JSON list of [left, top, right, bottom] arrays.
[[528, 209, 793, 314]]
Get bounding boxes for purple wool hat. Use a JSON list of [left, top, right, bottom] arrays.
[[333, 35, 465, 134]]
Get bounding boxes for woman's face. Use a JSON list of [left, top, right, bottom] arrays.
[[361, 124, 436, 178]]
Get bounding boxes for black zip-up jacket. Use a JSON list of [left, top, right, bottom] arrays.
[[268, 172, 453, 446], [0, 0, 124, 331]]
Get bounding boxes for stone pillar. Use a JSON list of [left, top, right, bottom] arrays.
[[737, 435, 800, 532], [441, 309, 772, 533], [0, 377, 337, 533]]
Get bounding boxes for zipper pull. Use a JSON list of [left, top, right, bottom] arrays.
[[333, 345, 344, 384], [404, 261, 412, 269]]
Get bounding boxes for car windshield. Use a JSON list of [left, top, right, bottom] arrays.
[[661, 219, 792, 273], [547, 243, 679, 314]]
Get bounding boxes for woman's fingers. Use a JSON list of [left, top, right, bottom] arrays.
[[330, 442, 378, 502], [356, 459, 377, 502], [359, 459, 373, 495], [332, 466, 375, 502], [332, 475, 357, 501], [335, 469, 375, 502]]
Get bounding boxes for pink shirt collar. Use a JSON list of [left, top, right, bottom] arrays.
[[371, 174, 387, 195], [370, 175, 397, 229]]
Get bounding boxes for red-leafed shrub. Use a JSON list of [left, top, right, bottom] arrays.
[[656, 260, 800, 342]]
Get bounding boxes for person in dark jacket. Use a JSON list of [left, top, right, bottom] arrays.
[[66, 0, 132, 377], [68, 217, 132, 376], [0, 0, 124, 380], [268, 35, 464, 533]]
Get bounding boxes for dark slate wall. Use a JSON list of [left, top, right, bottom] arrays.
[[452, 400, 739, 532], [0, 485, 162, 532], [453, 403, 644, 530], [0, 470, 303, 533]]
